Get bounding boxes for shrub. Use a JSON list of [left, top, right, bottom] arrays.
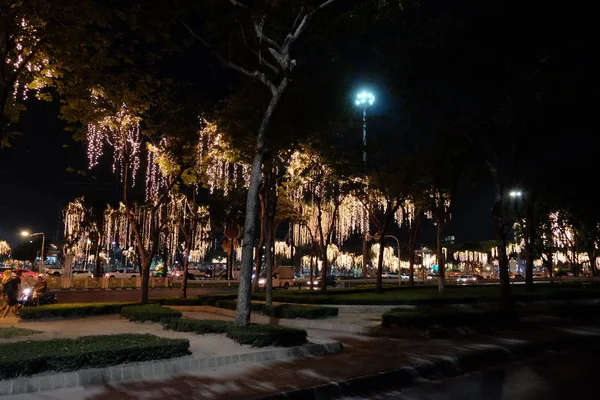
[[215, 300, 264, 312], [19, 302, 138, 320], [163, 318, 233, 334], [226, 324, 307, 347], [152, 297, 206, 306], [121, 305, 182, 322], [381, 308, 514, 328], [262, 304, 338, 319], [0, 334, 189, 379]]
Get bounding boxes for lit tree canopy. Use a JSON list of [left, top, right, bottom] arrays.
[[0, 240, 10, 256]]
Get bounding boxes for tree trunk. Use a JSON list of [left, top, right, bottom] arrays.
[[524, 202, 535, 292], [495, 216, 512, 310], [236, 82, 288, 325], [320, 249, 329, 292], [309, 253, 314, 290], [253, 185, 266, 293], [94, 237, 103, 278], [180, 242, 191, 298], [436, 219, 445, 295], [264, 168, 274, 306], [408, 214, 421, 285]]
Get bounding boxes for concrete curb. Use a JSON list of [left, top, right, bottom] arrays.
[[0, 341, 343, 396], [170, 305, 373, 334], [249, 327, 600, 400]]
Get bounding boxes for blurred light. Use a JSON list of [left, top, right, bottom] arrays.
[[509, 191, 522, 197], [21, 231, 30, 237], [355, 91, 375, 107]]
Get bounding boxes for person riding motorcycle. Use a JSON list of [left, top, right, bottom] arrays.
[[33, 275, 47, 306]]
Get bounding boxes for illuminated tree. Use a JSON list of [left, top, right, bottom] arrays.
[[182, 0, 342, 325], [0, 240, 10, 257]]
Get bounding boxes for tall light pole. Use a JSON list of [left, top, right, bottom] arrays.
[[355, 91, 375, 277], [21, 231, 45, 271]]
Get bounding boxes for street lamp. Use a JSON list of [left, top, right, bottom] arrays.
[[509, 190, 522, 197], [21, 231, 45, 271], [355, 90, 375, 276], [355, 91, 375, 165]]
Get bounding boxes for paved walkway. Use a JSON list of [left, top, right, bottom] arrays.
[[6, 323, 600, 400]]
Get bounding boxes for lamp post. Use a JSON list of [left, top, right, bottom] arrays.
[[21, 231, 45, 272], [355, 90, 375, 277]]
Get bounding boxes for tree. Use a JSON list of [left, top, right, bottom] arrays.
[[182, 0, 341, 326], [0, 0, 105, 145]]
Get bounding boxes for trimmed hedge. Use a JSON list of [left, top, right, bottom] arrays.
[[152, 294, 237, 306], [164, 317, 308, 348], [0, 334, 190, 379], [381, 307, 516, 328], [163, 318, 232, 334], [227, 324, 307, 347], [215, 300, 265, 312], [121, 304, 182, 322], [262, 304, 338, 319], [19, 302, 138, 320]]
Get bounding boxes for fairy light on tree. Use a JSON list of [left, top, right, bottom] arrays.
[[370, 243, 399, 271], [86, 90, 143, 186], [0, 241, 10, 256]]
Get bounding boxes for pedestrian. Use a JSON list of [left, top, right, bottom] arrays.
[[0, 270, 10, 312], [2, 270, 20, 318]]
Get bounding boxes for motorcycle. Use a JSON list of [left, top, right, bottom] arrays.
[[18, 288, 58, 307]]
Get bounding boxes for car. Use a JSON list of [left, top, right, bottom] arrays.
[[104, 269, 140, 278], [382, 272, 399, 278], [400, 273, 410, 280], [310, 276, 336, 288], [44, 265, 64, 277], [18, 268, 39, 278], [511, 273, 525, 280], [456, 275, 478, 283], [426, 274, 439, 280], [72, 270, 94, 279]]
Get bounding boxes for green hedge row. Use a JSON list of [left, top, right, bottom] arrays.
[[162, 318, 231, 334], [381, 307, 516, 328], [262, 304, 339, 319], [213, 300, 338, 319], [19, 302, 139, 320], [0, 334, 190, 379], [121, 305, 182, 322], [163, 318, 307, 347], [153, 295, 237, 306]]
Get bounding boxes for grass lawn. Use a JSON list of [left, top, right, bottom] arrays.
[[251, 284, 600, 305], [0, 327, 42, 339]]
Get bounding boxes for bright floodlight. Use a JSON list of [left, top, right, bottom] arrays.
[[21, 231, 30, 237], [355, 91, 375, 107], [509, 191, 522, 197]]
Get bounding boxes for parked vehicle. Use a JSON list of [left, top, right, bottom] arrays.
[[104, 269, 140, 278], [44, 265, 64, 277], [72, 270, 94, 279], [258, 266, 295, 289]]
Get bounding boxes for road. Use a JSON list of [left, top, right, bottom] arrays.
[[53, 288, 238, 303], [337, 348, 599, 400]]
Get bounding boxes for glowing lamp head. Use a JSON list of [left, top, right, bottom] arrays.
[[509, 191, 522, 198], [355, 91, 375, 107], [21, 231, 30, 237]]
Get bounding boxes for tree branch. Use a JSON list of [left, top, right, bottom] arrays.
[[182, 21, 276, 94]]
